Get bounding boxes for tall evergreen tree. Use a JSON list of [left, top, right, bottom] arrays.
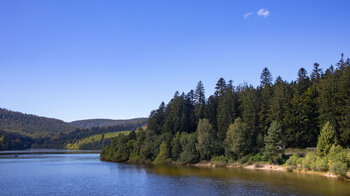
[[296, 68, 311, 95], [217, 82, 238, 142], [310, 63, 323, 83], [194, 81, 206, 122], [147, 102, 165, 134], [259, 67, 273, 136], [239, 84, 259, 147], [317, 122, 338, 157], [264, 121, 284, 163], [214, 78, 226, 97]]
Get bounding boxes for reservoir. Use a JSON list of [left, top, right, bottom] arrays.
[[0, 153, 349, 196]]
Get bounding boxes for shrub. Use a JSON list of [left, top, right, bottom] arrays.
[[311, 157, 329, 172], [328, 145, 350, 168], [239, 154, 254, 164], [285, 154, 302, 169], [302, 152, 317, 170], [251, 153, 264, 162], [330, 161, 348, 176], [211, 155, 227, 167], [128, 155, 142, 163]]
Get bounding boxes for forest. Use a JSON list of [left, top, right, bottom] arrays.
[[101, 55, 350, 176], [0, 109, 147, 150]]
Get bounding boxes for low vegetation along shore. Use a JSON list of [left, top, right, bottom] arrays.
[[101, 56, 350, 180]]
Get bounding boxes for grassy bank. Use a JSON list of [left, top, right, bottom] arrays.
[[66, 131, 129, 150]]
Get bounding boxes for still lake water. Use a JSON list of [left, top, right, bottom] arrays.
[[0, 153, 349, 196]]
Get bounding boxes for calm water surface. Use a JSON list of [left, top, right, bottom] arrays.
[[0, 153, 349, 196]]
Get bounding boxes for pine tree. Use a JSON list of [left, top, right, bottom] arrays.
[[147, 102, 165, 134], [217, 84, 238, 142], [317, 122, 338, 157], [284, 85, 319, 147], [269, 76, 291, 124], [296, 68, 310, 95], [337, 58, 350, 147], [259, 67, 273, 136], [264, 121, 284, 163], [194, 81, 206, 122], [310, 63, 323, 83], [214, 78, 226, 97], [239, 84, 259, 147]]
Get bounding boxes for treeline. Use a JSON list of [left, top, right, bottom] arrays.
[[0, 130, 33, 150], [0, 108, 75, 138], [0, 108, 147, 150], [0, 107, 147, 150], [39, 123, 145, 149], [70, 118, 148, 129], [101, 55, 350, 165]]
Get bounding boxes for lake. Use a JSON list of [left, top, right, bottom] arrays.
[[0, 153, 349, 196]]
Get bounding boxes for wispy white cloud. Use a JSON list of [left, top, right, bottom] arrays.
[[257, 8, 270, 17], [243, 12, 253, 19]]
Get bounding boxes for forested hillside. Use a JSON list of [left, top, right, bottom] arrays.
[[0, 108, 76, 138], [0, 109, 146, 150], [40, 123, 146, 149], [101, 55, 350, 171], [70, 118, 147, 129]]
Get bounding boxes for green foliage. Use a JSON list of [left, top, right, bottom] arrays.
[[0, 130, 33, 150], [211, 155, 227, 166], [70, 118, 147, 129], [317, 122, 337, 157], [98, 55, 350, 172], [302, 152, 317, 170], [285, 143, 350, 176], [311, 157, 329, 172], [65, 131, 129, 150], [179, 132, 199, 164], [330, 161, 348, 177], [154, 141, 169, 164], [196, 119, 215, 160], [225, 118, 251, 159], [0, 108, 75, 138], [264, 121, 284, 163], [285, 154, 302, 169], [256, 133, 264, 148]]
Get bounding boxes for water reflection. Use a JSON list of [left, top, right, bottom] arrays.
[[0, 153, 349, 196]]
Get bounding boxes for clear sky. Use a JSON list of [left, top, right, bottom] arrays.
[[1, 0, 349, 122]]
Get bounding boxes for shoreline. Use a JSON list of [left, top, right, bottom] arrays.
[[191, 161, 349, 181], [102, 156, 350, 182]]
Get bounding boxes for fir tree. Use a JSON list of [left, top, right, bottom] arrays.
[[317, 122, 338, 157]]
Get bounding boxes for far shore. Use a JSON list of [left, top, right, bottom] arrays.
[[0, 148, 101, 155]]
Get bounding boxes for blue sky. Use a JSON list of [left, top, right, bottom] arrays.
[[1, 0, 349, 122]]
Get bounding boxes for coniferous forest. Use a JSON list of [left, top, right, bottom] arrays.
[[101, 55, 350, 176], [0, 109, 147, 150]]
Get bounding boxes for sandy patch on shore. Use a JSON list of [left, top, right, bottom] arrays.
[[244, 164, 285, 172]]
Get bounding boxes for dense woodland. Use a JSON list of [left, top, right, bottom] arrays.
[[0, 108, 75, 138], [101, 55, 350, 169], [0, 109, 147, 150], [71, 118, 147, 129]]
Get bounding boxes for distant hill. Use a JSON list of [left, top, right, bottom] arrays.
[[0, 108, 75, 138], [70, 118, 148, 129], [0, 108, 148, 150]]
